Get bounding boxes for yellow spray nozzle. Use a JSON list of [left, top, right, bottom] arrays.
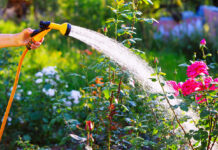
[[49, 22, 71, 36], [26, 21, 71, 50]]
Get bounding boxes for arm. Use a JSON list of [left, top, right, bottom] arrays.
[[0, 28, 43, 49]]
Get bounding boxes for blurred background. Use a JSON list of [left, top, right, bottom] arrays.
[[0, 0, 217, 149]]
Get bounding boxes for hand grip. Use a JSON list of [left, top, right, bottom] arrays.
[[26, 28, 51, 50]]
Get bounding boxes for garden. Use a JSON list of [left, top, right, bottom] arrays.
[[0, 0, 217, 149]]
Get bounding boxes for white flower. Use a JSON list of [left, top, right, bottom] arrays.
[[65, 84, 69, 88], [43, 88, 56, 97], [68, 90, 81, 104], [35, 72, 43, 77], [45, 79, 57, 86], [27, 91, 32, 95], [36, 78, 43, 84], [42, 66, 57, 76], [56, 75, 60, 80], [8, 117, 12, 122]]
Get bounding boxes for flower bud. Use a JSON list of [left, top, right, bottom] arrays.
[[85, 121, 94, 131], [104, 26, 108, 33], [200, 39, 206, 46]]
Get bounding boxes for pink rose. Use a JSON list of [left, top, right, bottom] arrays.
[[200, 39, 206, 46], [209, 78, 218, 90], [167, 80, 180, 96], [195, 94, 206, 104], [198, 76, 213, 91], [181, 78, 199, 96], [187, 61, 209, 78]]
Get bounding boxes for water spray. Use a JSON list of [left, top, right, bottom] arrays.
[[0, 21, 71, 141]]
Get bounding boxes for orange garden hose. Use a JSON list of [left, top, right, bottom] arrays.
[[0, 21, 71, 142], [0, 48, 29, 142]]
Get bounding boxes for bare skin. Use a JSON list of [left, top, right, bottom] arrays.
[[0, 28, 43, 49]]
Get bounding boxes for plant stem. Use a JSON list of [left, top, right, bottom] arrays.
[[210, 136, 217, 150], [156, 73, 194, 150]]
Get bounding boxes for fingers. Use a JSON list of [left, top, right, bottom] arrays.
[[30, 37, 44, 49], [30, 41, 42, 49]]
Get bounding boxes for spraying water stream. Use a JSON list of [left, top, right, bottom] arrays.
[[68, 25, 200, 132], [69, 25, 168, 93]]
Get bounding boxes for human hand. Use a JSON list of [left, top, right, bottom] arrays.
[[17, 28, 44, 49]]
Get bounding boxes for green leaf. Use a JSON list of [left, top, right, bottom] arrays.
[[149, 78, 157, 82], [152, 128, 158, 135], [103, 88, 110, 99], [159, 72, 166, 76], [180, 103, 188, 112], [200, 109, 210, 118]]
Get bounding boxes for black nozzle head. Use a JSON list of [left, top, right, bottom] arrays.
[[65, 23, 71, 36]]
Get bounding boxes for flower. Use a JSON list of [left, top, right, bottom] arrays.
[[95, 77, 104, 85], [42, 66, 57, 76], [198, 76, 213, 91], [166, 80, 180, 96], [209, 78, 218, 91], [35, 78, 43, 84], [187, 61, 209, 78], [195, 94, 206, 104], [85, 121, 94, 131], [84, 49, 93, 55], [103, 26, 108, 33], [42, 88, 56, 97], [154, 57, 159, 64], [68, 90, 81, 104], [181, 78, 199, 96], [200, 38, 206, 46], [27, 91, 32, 95], [35, 72, 43, 77]]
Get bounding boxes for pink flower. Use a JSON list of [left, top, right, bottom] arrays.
[[181, 78, 199, 96], [187, 61, 209, 78], [200, 39, 206, 46], [209, 78, 218, 90], [197, 76, 213, 91], [166, 80, 180, 96], [195, 94, 206, 104], [178, 82, 183, 89]]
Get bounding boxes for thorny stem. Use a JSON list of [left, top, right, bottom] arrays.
[[156, 67, 194, 149]]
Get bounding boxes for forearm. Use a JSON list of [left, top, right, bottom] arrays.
[[0, 33, 23, 48]]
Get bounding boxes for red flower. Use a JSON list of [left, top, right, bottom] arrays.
[[104, 26, 108, 33], [84, 49, 93, 55], [85, 121, 94, 131]]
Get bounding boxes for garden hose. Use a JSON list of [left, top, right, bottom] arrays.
[[0, 21, 71, 142]]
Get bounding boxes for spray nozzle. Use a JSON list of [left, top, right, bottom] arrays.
[[26, 21, 71, 50]]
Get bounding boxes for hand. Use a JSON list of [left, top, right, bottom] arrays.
[[17, 28, 44, 49]]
